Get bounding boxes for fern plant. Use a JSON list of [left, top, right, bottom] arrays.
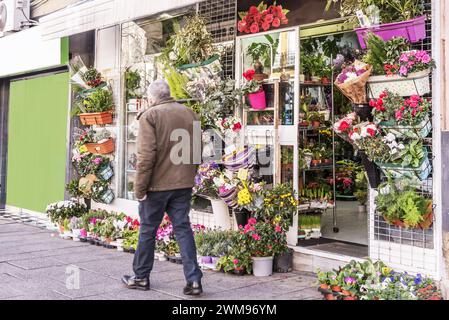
[[163, 67, 190, 100]]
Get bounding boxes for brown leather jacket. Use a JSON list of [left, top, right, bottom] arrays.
[[134, 99, 200, 200]]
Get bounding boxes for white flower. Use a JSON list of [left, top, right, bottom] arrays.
[[350, 132, 361, 141], [385, 133, 396, 143]]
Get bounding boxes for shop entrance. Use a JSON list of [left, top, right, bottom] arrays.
[[236, 22, 369, 257]]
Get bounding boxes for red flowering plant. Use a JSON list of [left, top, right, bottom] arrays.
[[240, 218, 286, 257], [370, 90, 431, 126], [238, 1, 289, 34], [333, 112, 358, 142], [241, 69, 262, 95]]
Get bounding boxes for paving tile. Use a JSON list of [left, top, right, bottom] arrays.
[[7, 257, 65, 270]]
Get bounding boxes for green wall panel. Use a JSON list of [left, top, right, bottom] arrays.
[[7, 72, 69, 213]]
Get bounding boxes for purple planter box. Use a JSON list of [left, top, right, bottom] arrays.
[[355, 15, 427, 49]]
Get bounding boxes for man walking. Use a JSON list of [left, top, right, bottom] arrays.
[[122, 80, 203, 296]]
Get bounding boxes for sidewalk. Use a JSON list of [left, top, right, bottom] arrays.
[[0, 216, 321, 300]]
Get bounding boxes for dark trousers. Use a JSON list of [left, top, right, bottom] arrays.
[[133, 188, 203, 283]]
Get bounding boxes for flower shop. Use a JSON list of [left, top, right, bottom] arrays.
[[37, 0, 446, 298]]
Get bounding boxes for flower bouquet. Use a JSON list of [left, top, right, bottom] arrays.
[[238, 1, 289, 34], [193, 161, 221, 200], [215, 116, 243, 153], [333, 112, 358, 143], [335, 60, 372, 104]]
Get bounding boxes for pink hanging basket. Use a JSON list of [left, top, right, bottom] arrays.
[[248, 89, 267, 110], [355, 15, 427, 49]]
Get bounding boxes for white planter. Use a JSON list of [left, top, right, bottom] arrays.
[[311, 228, 322, 239], [358, 205, 367, 213], [367, 69, 430, 98], [210, 199, 231, 230], [116, 239, 124, 252], [72, 229, 81, 241], [252, 256, 274, 277]]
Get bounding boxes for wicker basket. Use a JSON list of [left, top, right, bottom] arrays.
[[79, 111, 113, 126], [85, 139, 115, 155]]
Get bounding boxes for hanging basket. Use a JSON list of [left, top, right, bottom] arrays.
[[99, 189, 115, 204], [352, 103, 373, 122], [97, 163, 114, 181], [355, 15, 427, 49], [79, 111, 113, 126], [85, 139, 115, 155], [379, 115, 432, 139], [375, 149, 432, 181], [381, 202, 433, 230], [367, 69, 431, 99]]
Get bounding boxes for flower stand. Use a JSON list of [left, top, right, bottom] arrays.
[[375, 149, 432, 181], [79, 111, 113, 126], [85, 138, 115, 155], [379, 115, 432, 139], [252, 256, 274, 277], [210, 199, 231, 230], [355, 15, 427, 49], [367, 69, 431, 98]]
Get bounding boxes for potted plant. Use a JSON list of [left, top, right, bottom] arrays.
[[241, 219, 278, 277], [123, 228, 139, 253], [127, 181, 135, 200], [354, 171, 368, 213], [317, 269, 331, 291], [307, 112, 323, 128], [46, 200, 88, 233], [79, 129, 115, 155], [91, 180, 115, 204], [125, 68, 142, 102], [326, 0, 427, 48], [246, 37, 273, 80], [69, 217, 84, 242], [75, 87, 114, 126], [242, 70, 266, 110]]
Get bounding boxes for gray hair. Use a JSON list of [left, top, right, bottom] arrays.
[[147, 79, 172, 105]]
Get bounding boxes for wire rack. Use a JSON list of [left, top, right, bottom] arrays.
[[198, 0, 237, 79], [369, 0, 437, 274]]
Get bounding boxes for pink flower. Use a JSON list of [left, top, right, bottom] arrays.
[[248, 218, 257, 225], [252, 233, 261, 241], [421, 53, 431, 64], [399, 66, 408, 76], [233, 259, 239, 265], [395, 110, 403, 120], [275, 225, 282, 233], [250, 23, 259, 33], [272, 18, 281, 28]]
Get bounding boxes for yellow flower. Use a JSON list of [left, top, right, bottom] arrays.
[[79, 145, 88, 153]]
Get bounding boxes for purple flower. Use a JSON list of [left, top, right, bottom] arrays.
[[333, 54, 345, 68], [399, 66, 408, 76]]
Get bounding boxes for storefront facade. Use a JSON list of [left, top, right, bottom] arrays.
[[1, 0, 448, 295]]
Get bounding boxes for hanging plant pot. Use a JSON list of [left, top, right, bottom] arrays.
[[352, 103, 373, 121], [79, 111, 113, 126], [375, 149, 431, 181], [85, 139, 115, 155], [355, 15, 427, 49], [248, 89, 267, 110], [379, 115, 432, 139], [233, 208, 250, 227], [97, 163, 114, 181], [210, 198, 231, 230], [359, 151, 381, 188], [367, 69, 431, 98], [99, 189, 115, 204]]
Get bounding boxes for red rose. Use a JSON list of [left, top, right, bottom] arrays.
[[272, 17, 281, 28], [250, 22, 259, 33], [232, 122, 242, 132], [369, 99, 376, 107], [265, 14, 274, 23], [243, 69, 255, 81], [281, 18, 289, 25], [367, 128, 376, 137], [261, 21, 270, 31], [338, 121, 350, 132], [249, 6, 259, 15], [238, 21, 247, 33]]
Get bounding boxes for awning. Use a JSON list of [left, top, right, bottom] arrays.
[[39, 0, 203, 41]]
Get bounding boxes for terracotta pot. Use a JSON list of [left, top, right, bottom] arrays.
[[79, 111, 113, 126], [311, 159, 320, 167], [325, 294, 336, 300], [331, 285, 342, 292], [320, 283, 330, 290], [311, 121, 321, 128], [343, 296, 357, 300], [85, 138, 115, 155], [299, 121, 310, 127], [342, 290, 351, 296], [321, 77, 331, 84], [419, 202, 434, 229], [323, 159, 332, 165]]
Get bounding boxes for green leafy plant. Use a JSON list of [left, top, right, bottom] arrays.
[[354, 171, 368, 205], [123, 228, 139, 250], [125, 68, 142, 100], [46, 201, 88, 224], [246, 35, 279, 69], [399, 140, 424, 167], [163, 67, 190, 100], [80, 88, 114, 114]]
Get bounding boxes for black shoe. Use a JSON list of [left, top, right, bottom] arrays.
[[121, 275, 150, 291], [183, 281, 203, 296]]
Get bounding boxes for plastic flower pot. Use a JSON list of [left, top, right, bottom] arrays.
[[252, 256, 274, 277], [79, 111, 113, 126], [233, 208, 250, 227], [379, 115, 432, 139], [210, 199, 231, 230], [98, 164, 114, 181], [201, 256, 213, 264], [352, 103, 373, 122], [375, 149, 431, 181], [85, 138, 115, 155], [367, 69, 431, 98], [248, 89, 267, 110], [359, 151, 382, 188], [355, 15, 427, 49], [273, 248, 293, 273]]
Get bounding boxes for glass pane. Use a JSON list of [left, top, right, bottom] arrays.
[[281, 145, 294, 184]]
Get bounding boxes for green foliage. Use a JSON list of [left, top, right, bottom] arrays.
[[163, 67, 190, 100], [125, 69, 142, 100], [80, 88, 114, 114], [299, 215, 322, 229], [399, 140, 424, 167], [123, 228, 139, 250], [195, 230, 234, 257], [46, 201, 88, 224], [246, 35, 279, 69], [354, 171, 368, 205]]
